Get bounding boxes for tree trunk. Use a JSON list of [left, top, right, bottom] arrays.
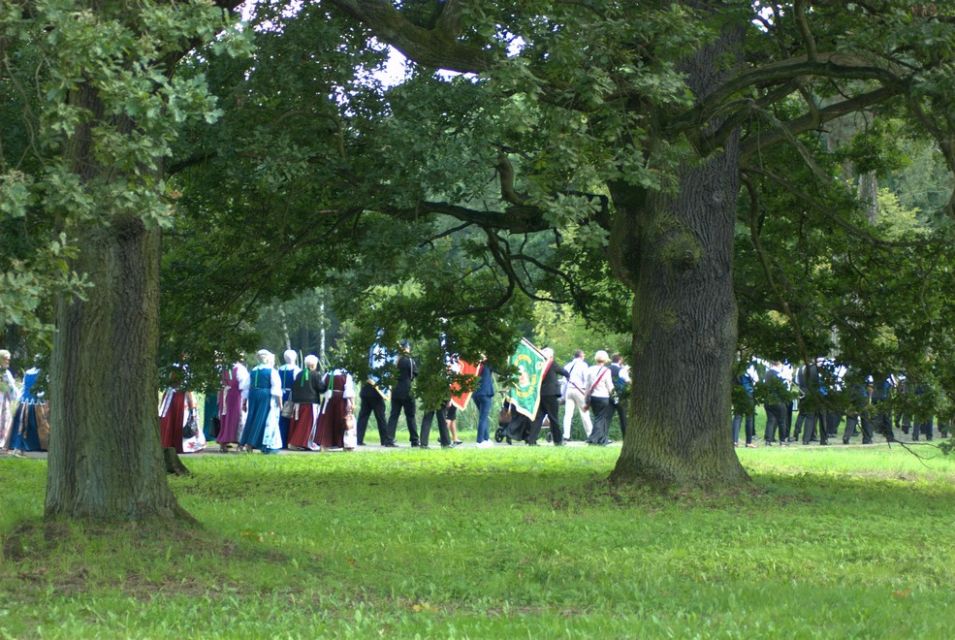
[[858, 171, 879, 224], [609, 19, 748, 488], [45, 83, 190, 522]]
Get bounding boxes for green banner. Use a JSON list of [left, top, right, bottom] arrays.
[[508, 338, 548, 420]]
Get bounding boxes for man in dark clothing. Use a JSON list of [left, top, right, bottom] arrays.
[[357, 382, 389, 446], [798, 359, 828, 446], [357, 340, 391, 446], [870, 375, 895, 442], [843, 379, 875, 445], [731, 361, 758, 447], [609, 353, 629, 438], [526, 347, 567, 445], [387, 342, 419, 447], [472, 361, 495, 445], [912, 383, 935, 442], [419, 400, 453, 448], [762, 361, 789, 445]]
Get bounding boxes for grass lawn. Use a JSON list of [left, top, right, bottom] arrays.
[[0, 444, 953, 639]]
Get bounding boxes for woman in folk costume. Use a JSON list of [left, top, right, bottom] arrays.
[[239, 349, 283, 453], [0, 350, 20, 450], [277, 349, 301, 449], [159, 362, 205, 454], [316, 366, 355, 451], [217, 355, 250, 452], [8, 360, 48, 455], [287, 355, 327, 450]]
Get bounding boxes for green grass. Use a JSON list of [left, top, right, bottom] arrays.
[[1, 445, 953, 639]]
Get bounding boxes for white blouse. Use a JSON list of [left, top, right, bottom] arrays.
[[586, 365, 614, 399]]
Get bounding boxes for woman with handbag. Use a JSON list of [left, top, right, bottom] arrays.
[[277, 350, 301, 449], [217, 356, 250, 452], [159, 361, 205, 454], [583, 350, 615, 446], [287, 355, 327, 450], [316, 366, 355, 451]]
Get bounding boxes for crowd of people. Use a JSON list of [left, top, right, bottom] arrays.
[[731, 358, 951, 447], [159, 349, 357, 454], [3, 343, 950, 458], [155, 344, 634, 454]]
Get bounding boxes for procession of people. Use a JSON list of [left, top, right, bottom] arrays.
[[0, 342, 950, 457]]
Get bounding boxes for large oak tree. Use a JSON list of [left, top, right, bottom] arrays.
[[316, 0, 955, 485]]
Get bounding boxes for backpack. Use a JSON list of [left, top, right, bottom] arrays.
[[611, 364, 627, 393]]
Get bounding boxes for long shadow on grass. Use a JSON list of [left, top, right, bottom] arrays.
[[171, 451, 955, 521]]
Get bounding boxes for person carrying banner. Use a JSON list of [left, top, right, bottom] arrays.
[[449, 358, 480, 446]]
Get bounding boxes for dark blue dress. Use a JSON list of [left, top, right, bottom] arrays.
[[277, 365, 300, 448], [10, 368, 44, 451], [239, 366, 280, 451]]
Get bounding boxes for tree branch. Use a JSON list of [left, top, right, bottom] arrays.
[[741, 172, 811, 366], [496, 153, 525, 205], [739, 85, 900, 159], [416, 220, 474, 247], [743, 165, 943, 249], [486, 230, 569, 304], [411, 201, 549, 233], [793, 0, 818, 62], [327, 0, 494, 73], [670, 52, 904, 135]]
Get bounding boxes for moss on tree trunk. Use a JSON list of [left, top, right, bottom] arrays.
[[45, 82, 190, 522], [609, 18, 749, 488]]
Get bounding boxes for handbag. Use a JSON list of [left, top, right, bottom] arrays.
[[35, 404, 51, 450], [281, 401, 295, 419], [343, 412, 357, 450], [182, 414, 197, 439]]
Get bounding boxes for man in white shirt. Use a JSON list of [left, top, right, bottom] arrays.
[[562, 350, 593, 440]]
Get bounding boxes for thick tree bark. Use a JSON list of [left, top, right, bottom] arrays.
[[46, 219, 189, 521], [45, 83, 189, 522], [609, 149, 747, 487], [609, 19, 748, 487]]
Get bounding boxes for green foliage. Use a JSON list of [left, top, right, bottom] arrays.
[[531, 302, 629, 365], [1, 447, 954, 637], [735, 113, 955, 422], [1, 0, 247, 341]]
